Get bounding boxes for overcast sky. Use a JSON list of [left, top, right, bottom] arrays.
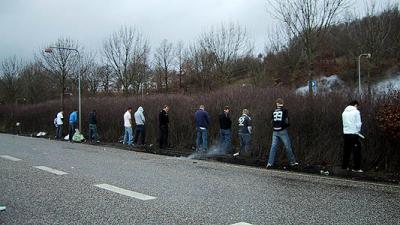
[[0, 0, 276, 62], [0, 0, 395, 63]]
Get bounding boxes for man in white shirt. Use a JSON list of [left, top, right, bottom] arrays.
[[123, 107, 133, 145], [342, 100, 363, 172], [55, 109, 64, 140]]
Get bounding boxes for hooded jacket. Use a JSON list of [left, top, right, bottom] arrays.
[[134, 107, 146, 125], [342, 105, 362, 134]]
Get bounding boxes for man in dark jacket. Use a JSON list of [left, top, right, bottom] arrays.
[[195, 105, 210, 152], [159, 105, 169, 149], [88, 109, 97, 143], [266, 98, 298, 168], [219, 106, 232, 153]]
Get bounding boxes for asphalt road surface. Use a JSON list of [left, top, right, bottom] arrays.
[[0, 134, 399, 225]]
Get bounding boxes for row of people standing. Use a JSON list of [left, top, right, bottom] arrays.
[[55, 97, 362, 171], [54, 109, 98, 143], [194, 98, 299, 167], [123, 105, 170, 148], [195, 98, 363, 171], [123, 107, 145, 146]]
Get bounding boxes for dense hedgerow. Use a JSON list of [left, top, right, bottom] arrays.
[[0, 87, 399, 171]]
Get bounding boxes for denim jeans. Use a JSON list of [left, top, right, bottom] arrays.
[[134, 125, 146, 145], [196, 127, 208, 152], [55, 124, 63, 140], [267, 129, 296, 165], [219, 129, 232, 153], [238, 133, 251, 154], [123, 127, 133, 145], [89, 124, 97, 142]]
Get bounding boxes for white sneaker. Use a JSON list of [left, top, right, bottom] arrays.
[[0, 206, 6, 211], [233, 152, 240, 156], [290, 162, 299, 166], [352, 169, 363, 173]]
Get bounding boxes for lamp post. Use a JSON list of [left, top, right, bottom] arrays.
[[358, 53, 371, 94], [45, 47, 82, 131]]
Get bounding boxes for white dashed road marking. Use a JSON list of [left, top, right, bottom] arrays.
[[231, 222, 255, 225], [94, 183, 156, 201], [33, 166, 68, 175], [0, 155, 22, 161]]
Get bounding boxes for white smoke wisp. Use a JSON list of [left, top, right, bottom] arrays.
[[206, 145, 226, 157], [295, 74, 346, 95], [186, 144, 229, 159], [372, 74, 400, 94], [295, 73, 400, 95], [187, 151, 201, 160]]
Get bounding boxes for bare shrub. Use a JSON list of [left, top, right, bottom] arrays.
[[1, 88, 399, 171]]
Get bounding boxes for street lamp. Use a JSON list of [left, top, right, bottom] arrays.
[[358, 53, 371, 94], [45, 47, 82, 131]]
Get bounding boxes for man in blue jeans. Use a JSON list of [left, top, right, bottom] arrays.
[[266, 98, 299, 168], [219, 106, 232, 153], [195, 105, 210, 152], [123, 107, 133, 145], [235, 109, 252, 156]]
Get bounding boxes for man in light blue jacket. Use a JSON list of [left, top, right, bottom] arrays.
[[134, 106, 146, 145], [68, 109, 78, 142]]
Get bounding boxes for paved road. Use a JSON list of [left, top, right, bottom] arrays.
[[0, 134, 399, 225]]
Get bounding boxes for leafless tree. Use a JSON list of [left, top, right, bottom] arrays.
[[103, 26, 149, 94], [0, 56, 22, 103], [175, 41, 186, 89], [38, 37, 80, 108], [186, 44, 217, 90], [198, 23, 252, 83], [351, 1, 398, 60], [19, 61, 56, 104], [96, 65, 114, 94], [349, 1, 399, 93], [129, 43, 150, 94], [81, 57, 99, 96], [154, 39, 174, 92], [267, 0, 348, 93]]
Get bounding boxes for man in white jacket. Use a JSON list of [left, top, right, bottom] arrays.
[[134, 106, 146, 145], [342, 100, 363, 172]]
